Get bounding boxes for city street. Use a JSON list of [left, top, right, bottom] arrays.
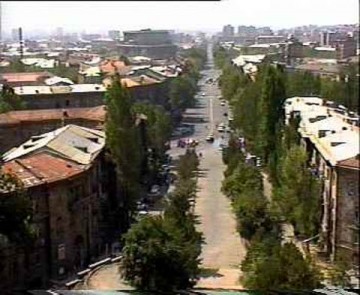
[[83, 42, 247, 290], [190, 43, 247, 289]]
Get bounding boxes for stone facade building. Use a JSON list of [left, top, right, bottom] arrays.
[[0, 125, 108, 290], [284, 96, 359, 269]]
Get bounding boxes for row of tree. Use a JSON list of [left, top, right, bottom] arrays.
[[169, 47, 207, 112], [221, 139, 322, 290], [217, 48, 326, 289], [120, 149, 203, 291]]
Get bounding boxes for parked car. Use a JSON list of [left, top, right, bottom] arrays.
[[148, 185, 161, 196], [206, 134, 214, 142]]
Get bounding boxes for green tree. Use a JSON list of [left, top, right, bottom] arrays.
[[0, 85, 25, 113], [120, 150, 202, 291], [257, 64, 286, 165], [169, 75, 197, 110], [105, 77, 143, 225], [274, 145, 321, 237], [242, 242, 322, 290], [0, 172, 34, 244], [233, 189, 273, 240], [222, 162, 263, 200], [120, 216, 195, 291]]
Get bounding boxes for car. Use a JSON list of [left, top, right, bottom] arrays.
[[220, 100, 226, 106], [206, 134, 214, 142], [149, 185, 161, 196], [201, 92, 206, 96], [217, 126, 225, 132], [223, 112, 228, 117]]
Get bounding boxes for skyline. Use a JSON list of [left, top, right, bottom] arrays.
[[1, 0, 359, 35]]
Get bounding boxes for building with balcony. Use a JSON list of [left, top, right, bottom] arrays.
[[284, 97, 359, 269]]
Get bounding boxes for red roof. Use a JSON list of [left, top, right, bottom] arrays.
[[0, 105, 106, 126], [337, 155, 360, 170], [3, 153, 84, 187], [100, 60, 130, 74], [0, 72, 53, 83]]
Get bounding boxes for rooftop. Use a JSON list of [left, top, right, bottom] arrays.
[[13, 84, 106, 95], [284, 96, 360, 167], [3, 153, 84, 188], [0, 105, 106, 126], [0, 71, 53, 83], [2, 124, 105, 165]]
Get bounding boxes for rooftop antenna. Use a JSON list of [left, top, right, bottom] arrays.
[[19, 27, 24, 59]]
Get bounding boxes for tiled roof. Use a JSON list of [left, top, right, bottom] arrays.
[[0, 106, 106, 126], [3, 153, 84, 187]]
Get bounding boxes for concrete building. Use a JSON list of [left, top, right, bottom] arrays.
[[118, 29, 177, 59], [108, 30, 120, 40], [12, 84, 106, 110], [334, 36, 357, 59], [222, 25, 235, 39], [284, 97, 359, 270]]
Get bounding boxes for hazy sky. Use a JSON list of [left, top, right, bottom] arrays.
[[1, 0, 359, 34]]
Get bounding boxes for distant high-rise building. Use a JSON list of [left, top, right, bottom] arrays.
[[55, 27, 64, 40], [237, 25, 256, 37], [11, 28, 18, 41], [222, 25, 235, 38], [108, 30, 120, 40]]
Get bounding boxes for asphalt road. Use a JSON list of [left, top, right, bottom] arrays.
[[83, 43, 247, 290], [177, 42, 247, 289]]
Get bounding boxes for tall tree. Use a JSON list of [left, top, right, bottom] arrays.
[[257, 64, 286, 177], [274, 145, 321, 237], [105, 77, 143, 226], [242, 241, 322, 290]]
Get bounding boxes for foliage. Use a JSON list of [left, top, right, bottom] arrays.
[[120, 216, 196, 291], [257, 64, 286, 166], [181, 47, 207, 71], [169, 74, 197, 110], [274, 145, 321, 237], [0, 85, 25, 113], [233, 189, 273, 240], [132, 103, 172, 183], [120, 151, 202, 291], [286, 71, 321, 97], [242, 242, 322, 290], [177, 149, 199, 181], [105, 77, 143, 221], [222, 161, 263, 200], [0, 172, 34, 244]]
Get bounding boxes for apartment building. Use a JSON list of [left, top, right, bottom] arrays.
[[284, 97, 359, 269], [0, 106, 105, 154], [0, 125, 108, 289]]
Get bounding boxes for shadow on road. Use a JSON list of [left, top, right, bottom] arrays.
[[199, 267, 224, 279], [197, 168, 209, 178]]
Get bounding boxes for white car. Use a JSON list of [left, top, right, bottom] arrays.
[[201, 92, 206, 96], [217, 126, 225, 132], [220, 100, 226, 106]]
